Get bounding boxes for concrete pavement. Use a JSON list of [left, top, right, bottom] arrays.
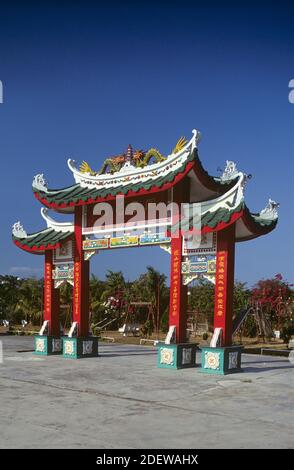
[[0, 336, 293, 449]]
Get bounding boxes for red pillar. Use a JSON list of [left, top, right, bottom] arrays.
[[44, 250, 60, 336], [214, 224, 236, 346], [73, 206, 90, 337], [169, 234, 187, 343]]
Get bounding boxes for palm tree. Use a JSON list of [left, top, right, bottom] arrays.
[[100, 270, 126, 301], [59, 282, 73, 329], [15, 278, 43, 325], [132, 266, 168, 335]]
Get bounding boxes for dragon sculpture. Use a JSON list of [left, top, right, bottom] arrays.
[[79, 136, 188, 176]]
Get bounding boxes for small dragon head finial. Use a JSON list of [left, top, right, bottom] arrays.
[[220, 161, 239, 181], [12, 221, 27, 238], [260, 198, 279, 219], [32, 174, 48, 192]]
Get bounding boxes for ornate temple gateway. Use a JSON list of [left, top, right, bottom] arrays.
[[12, 129, 278, 373]]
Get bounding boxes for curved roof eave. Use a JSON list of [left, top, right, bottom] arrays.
[[32, 155, 237, 212], [235, 206, 278, 242], [12, 229, 74, 254]]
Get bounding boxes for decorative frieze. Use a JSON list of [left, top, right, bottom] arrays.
[[82, 232, 171, 251], [110, 235, 139, 248]]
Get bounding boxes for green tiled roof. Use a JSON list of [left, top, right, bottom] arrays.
[[13, 228, 72, 251], [13, 203, 277, 255], [33, 150, 197, 205], [33, 149, 235, 207], [172, 201, 245, 233], [172, 202, 277, 235]]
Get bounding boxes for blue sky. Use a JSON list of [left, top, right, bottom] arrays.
[[0, 0, 293, 286]]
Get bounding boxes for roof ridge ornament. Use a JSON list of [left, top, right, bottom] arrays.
[[191, 129, 201, 149], [12, 221, 27, 238], [241, 172, 252, 190], [260, 198, 279, 220], [220, 160, 239, 182], [33, 174, 48, 192], [68, 129, 201, 183]]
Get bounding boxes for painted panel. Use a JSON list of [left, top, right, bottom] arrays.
[[83, 238, 109, 250], [183, 232, 216, 256], [139, 233, 171, 245], [110, 235, 139, 248]]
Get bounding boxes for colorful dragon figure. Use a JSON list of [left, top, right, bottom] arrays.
[[79, 136, 188, 176]]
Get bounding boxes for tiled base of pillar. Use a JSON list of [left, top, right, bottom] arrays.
[[62, 336, 98, 359], [200, 345, 243, 375], [157, 343, 198, 369], [34, 335, 62, 355]]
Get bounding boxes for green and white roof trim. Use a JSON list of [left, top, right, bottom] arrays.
[[12, 183, 278, 254], [171, 173, 278, 239], [12, 128, 279, 254], [12, 209, 74, 254], [32, 130, 239, 211]]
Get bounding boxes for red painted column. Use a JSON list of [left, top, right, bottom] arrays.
[[169, 234, 187, 343], [44, 250, 60, 336], [214, 224, 236, 346], [73, 206, 90, 337]]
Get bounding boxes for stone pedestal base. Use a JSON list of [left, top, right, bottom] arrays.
[[157, 343, 198, 369], [62, 336, 98, 359], [34, 335, 62, 355], [200, 345, 243, 375]]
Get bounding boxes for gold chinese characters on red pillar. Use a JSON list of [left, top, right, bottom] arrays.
[[169, 236, 188, 343], [215, 250, 227, 318], [43, 250, 60, 336], [44, 255, 52, 320], [171, 247, 180, 318], [73, 258, 80, 322], [213, 224, 235, 346]]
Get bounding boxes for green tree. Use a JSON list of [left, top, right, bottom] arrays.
[[59, 282, 73, 329], [189, 279, 215, 326], [233, 281, 251, 314], [15, 278, 43, 325], [131, 266, 168, 334], [100, 270, 126, 301], [0, 275, 22, 322]]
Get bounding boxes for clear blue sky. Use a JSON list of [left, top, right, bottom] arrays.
[[0, 0, 293, 286]]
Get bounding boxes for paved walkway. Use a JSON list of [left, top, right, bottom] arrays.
[[0, 336, 293, 448]]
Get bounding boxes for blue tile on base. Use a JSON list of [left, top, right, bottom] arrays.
[[34, 335, 62, 355], [157, 343, 198, 369], [62, 336, 98, 359], [200, 345, 243, 375]]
